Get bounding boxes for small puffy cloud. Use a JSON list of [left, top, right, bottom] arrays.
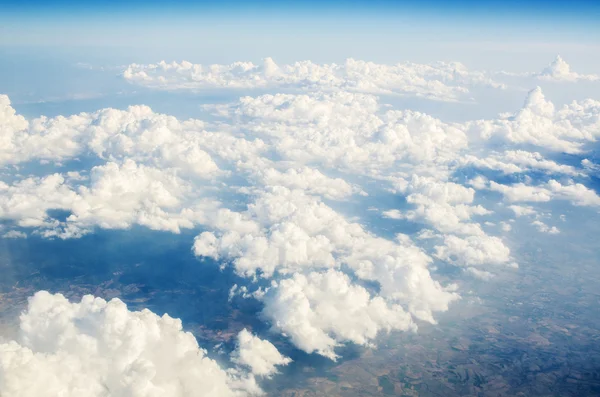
[[497, 55, 599, 83], [0, 291, 263, 397], [581, 158, 600, 172], [537, 55, 599, 82], [2, 230, 27, 239], [258, 167, 358, 200], [435, 235, 513, 268], [531, 220, 560, 234], [467, 176, 488, 190], [231, 329, 291, 377], [490, 182, 553, 203], [381, 209, 404, 220], [465, 267, 495, 280], [508, 205, 537, 217], [393, 176, 491, 236]]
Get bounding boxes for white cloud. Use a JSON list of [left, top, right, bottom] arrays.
[[2, 230, 27, 238], [257, 166, 358, 200], [466, 87, 600, 154], [231, 329, 291, 377], [508, 205, 537, 217], [462, 150, 580, 176], [531, 220, 560, 234], [537, 55, 599, 82], [390, 176, 492, 237], [216, 92, 468, 176], [259, 270, 417, 360], [3, 80, 595, 364], [0, 160, 218, 237], [194, 186, 459, 343], [0, 291, 266, 397], [382, 209, 404, 220], [495, 55, 599, 83], [465, 267, 495, 280], [467, 176, 488, 190], [435, 235, 513, 268], [123, 58, 504, 102], [490, 180, 600, 207]]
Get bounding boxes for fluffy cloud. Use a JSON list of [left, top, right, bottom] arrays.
[[531, 220, 560, 234], [123, 58, 504, 101], [461, 150, 580, 175], [256, 166, 359, 200], [0, 96, 269, 177], [391, 176, 491, 236], [0, 94, 84, 165], [0, 160, 217, 237], [435, 235, 515, 269], [2, 78, 598, 363], [194, 186, 459, 348], [537, 55, 599, 82], [495, 55, 599, 83], [259, 270, 417, 360], [214, 91, 468, 178], [2, 230, 27, 238], [231, 329, 291, 377], [0, 291, 284, 397], [508, 204, 537, 217], [466, 87, 600, 154], [489, 180, 600, 207]]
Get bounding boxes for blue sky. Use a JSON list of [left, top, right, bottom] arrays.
[[2, 0, 600, 47], [1, 0, 599, 79]]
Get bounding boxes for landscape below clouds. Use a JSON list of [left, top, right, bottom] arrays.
[[1, 50, 600, 396]]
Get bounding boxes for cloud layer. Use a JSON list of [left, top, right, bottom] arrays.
[[2, 58, 600, 365], [123, 58, 504, 101]]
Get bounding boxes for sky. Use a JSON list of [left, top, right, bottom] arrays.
[[1, 1, 600, 396], [2, 0, 600, 66]]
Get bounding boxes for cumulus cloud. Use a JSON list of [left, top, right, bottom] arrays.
[[489, 180, 600, 207], [465, 267, 495, 281], [194, 186, 459, 351], [232, 329, 291, 377], [123, 58, 505, 102], [531, 220, 560, 234], [508, 204, 537, 217], [391, 176, 492, 236], [466, 87, 600, 154], [256, 166, 359, 200], [0, 291, 279, 397], [2, 230, 27, 238], [537, 55, 599, 82], [259, 270, 417, 360], [461, 150, 580, 175], [435, 235, 514, 269], [2, 78, 597, 362], [213, 91, 469, 181], [0, 160, 218, 237], [495, 55, 599, 83]]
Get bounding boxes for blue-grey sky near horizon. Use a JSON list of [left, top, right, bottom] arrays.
[[1, 1, 600, 396]]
